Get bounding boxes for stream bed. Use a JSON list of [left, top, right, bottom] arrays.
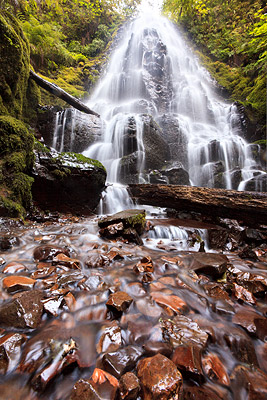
[[0, 211, 266, 399]]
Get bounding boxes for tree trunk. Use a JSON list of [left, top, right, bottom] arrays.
[[128, 184, 267, 226], [29, 70, 100, 117]]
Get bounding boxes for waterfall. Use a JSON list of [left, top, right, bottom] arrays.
[[51, 7, 266, 214]]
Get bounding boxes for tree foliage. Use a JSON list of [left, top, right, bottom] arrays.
[[163, 0, 267, 127]]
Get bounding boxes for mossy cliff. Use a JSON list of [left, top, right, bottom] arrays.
[[0, 116, 34, 217], [0, 11, 40, 121], [0, 12, 38, 217]]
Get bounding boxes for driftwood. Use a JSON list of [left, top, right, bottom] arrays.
[[129, 184, 267, 226], [30, 70, 100, 117]]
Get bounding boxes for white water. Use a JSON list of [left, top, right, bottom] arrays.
[[51, 3, 266, 218]]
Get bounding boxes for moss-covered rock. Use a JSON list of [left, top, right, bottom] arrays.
[[31, 145, 106, 214]]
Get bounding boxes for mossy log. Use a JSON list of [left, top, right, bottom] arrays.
[[128, 184, 267, 226], [29, 70, 100, 117]]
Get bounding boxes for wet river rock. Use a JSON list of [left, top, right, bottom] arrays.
[[0, 289, 44, 329], [99, 209, 146, 244], [137, 353, 183, 400]]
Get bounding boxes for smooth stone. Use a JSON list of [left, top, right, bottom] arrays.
[[224, 326, 259, 366], [150, 292, 188, 315], [232, 307, 267, 341], [142, 341, 173, 357], [2, 262, 27, 274], [96, 321, 122, 354], [2, 276, 36, 293], [52, 253, 81, 269]]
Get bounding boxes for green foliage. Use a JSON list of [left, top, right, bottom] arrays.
[[163, 0, 267, 130]]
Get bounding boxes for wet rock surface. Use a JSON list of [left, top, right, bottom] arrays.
[[0, 213, 266, 399]]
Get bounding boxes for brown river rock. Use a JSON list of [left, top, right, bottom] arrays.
[[0, 289, 44, 328], [0, 213, 266, 399], [137, 353, 183, 399]]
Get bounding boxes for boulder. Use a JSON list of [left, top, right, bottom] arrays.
[[31, 147, 106, 214], [37, 107, 103, 153], [98, 209, 146, 244]]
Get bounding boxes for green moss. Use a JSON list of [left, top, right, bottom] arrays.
[[0, 12, 30, 119], [0, 194, 25, 218], [51, 168, 71, 179], [55, 152, 106, 172], [9, 172, 34, 209], [128, 212, 146, 232], [0, 116, 34, 170], [34, 139, 50, 153], [4, 152, 27, 173]]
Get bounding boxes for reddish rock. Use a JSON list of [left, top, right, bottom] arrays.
[[231, 365, 267, 400], [203, 282, 232, 302], [96, 321, 122, 353], [172, 345, 203, 378], [52, 253, 81, 269], [106, 291, 133, 314], [232, 283, 256, 304], [63, 292, 76, 311], [2, 262, 27, 274], [85, 253, 110, 268], [232, 308, 267, 340], [0, 289, 44, 328], [134, 256, 154, 274], [0, 333, 26, 373], [161, 315, 209, 349], [180, 253, 229, 278], [103, 346, 143, 378], [119, 372, 140, 400], [71, 376, 117, 400], [70, 379, 101, 400], [2, 276, 36, 293], [224, 327, 259, 366], [151, 292, 188, 315], [137, 353, 183, 400], [31, 265, 56, 279], [202, 352, 230, 386], [33, 245, 70, 261], [228, 269, 267, 294]]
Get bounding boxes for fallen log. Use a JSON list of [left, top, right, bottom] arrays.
[[128, 184, 267, 226], [29, 70, 100, 117]]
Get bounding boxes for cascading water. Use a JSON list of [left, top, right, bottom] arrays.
[[80, 9, 265, 211], [50, 4, 266, 218]]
